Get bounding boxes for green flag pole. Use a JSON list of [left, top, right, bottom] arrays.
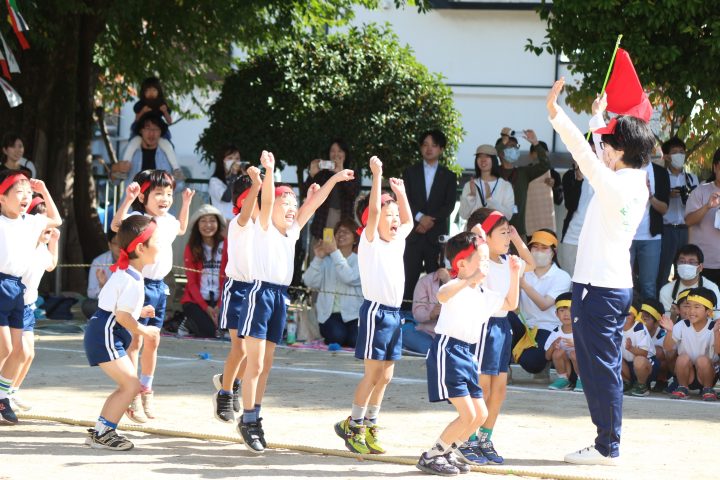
[[586, 34, 623, 140]]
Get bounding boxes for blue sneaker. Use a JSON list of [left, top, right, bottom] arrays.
[[478, 439, 504, 464], [456, 441, 488, 466]]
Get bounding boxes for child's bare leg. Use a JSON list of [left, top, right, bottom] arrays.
[[353, 359, 388, 406], [0, 328, 26, 386], [221, 331, 245, 391], [11, 332, 34, 389], [674, 354, 693, 386], [367, 361, 394, 407], [695, 356, 715, 387], [241, 336, 265, 411], [569, 351, 580, 377], [139, 328, 160, 380], [633, 356, 651, 384], [552, 349, 569, 376], [254, 341, 277, 405], [98, 356, 142, 424], [126, 335, 143, 370], [479, 373, 507, 430]]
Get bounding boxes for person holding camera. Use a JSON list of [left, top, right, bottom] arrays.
[[657, 137, 698, 290]]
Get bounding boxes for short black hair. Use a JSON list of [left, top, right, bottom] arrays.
[[529, 141, 549, 154], [419, 130, 447, 149], [465, 207, 509, 235], [1, 132, 22, 151], [674, 243, 704, 266], [131, 169, 176, 212], [445, 231, 479, 266], [106, 230, 117, 243], [600, 116, 656, 169], [354, 193, 396, 226], [661, 136, 686, 155], [687, 286, 717, 311], [473, 152, 502, 179], [230, 174, 261, 209], [137, 112, 169, 137], [117, 215, 155, 260]]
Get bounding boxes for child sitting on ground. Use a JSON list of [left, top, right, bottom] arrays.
[[545, 292, 581, 392], [622, 300, 661, 397]]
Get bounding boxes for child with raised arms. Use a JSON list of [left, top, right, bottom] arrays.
[[84, 215, 160, 450], [334, 156, 413, 455], [0, 171, 62, 423], [111, 169, 194, 423], [417, 227, 521, 476], [238, 151, 354, 453]]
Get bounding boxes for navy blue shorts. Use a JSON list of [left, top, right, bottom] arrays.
[[141, 279, 168, 328], [237, 280, 289, 344], [626, 355, 660, 384], [427, 334, 483, 402], [473, 315, 512, 375], [22, 304, 36, 332], [218, 279, 253, 330], [84, 309, 132, 366], [355, 300, 402, 361], [688, 365, 720, 390], [0, 273, 25, 329]]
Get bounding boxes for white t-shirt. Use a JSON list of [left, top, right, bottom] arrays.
[[664, 169, 698, 225], [621, 321, 656, 362], [544, 325, 575, 352], [672, 319, 718, 363], [485, 256, 523, 317], [21, 244, 53, 305], [225, 216, 254, 282], [200, 241, 223, 301], [633, 162, 661, 241], [128, 212, 181, 280], [98, 266, 145, 320], [649, 327, 667, 350], [252, 221, 300, 286], [519, 264, 572, 331], [435, 281, 504, 344], [0, 213, 48, 277], [563, 179, 594, 245], [358, 224, 412, 307]]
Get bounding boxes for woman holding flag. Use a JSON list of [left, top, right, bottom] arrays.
[[546, 46, 656, 465]]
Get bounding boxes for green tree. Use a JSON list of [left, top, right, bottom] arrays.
[[0, 0, 428, 289], [527, 0, 720, 171], [197, 24, 463, 180]]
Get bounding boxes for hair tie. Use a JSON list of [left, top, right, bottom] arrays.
[[110, 221, 157, 272]]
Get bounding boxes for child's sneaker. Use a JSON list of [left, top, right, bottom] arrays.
[[10, 393, 32, 412], [214, 373, 241, 413], [622, 381, 632, 393], [334, 417, 370, 454], [416, 452, 460, 476], [670, 386, 689, 400], [444, 451, 470, 474], [701, 387, 718, 401], [84, 428, 96, 446], [365, 423, 385, 454], [664, 378, 678, 394], [456, 441, 488, 466], [0, 397, 18, 424], [256, 417, 268, 448], [87, 428, 134, 451], [630, 382, 649, 397], [478, 439, 503, 464], [141, 390, 156, 419], [212, 391, 235, 423], [548, 377, 571, 391], [237, 419, 264, 454], [125, 395, 148, 423], [573, 378, 584, 393]]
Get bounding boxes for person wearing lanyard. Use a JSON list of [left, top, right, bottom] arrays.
[[459, 144, 515, 221]]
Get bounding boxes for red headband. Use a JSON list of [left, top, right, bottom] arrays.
[[110, 221, 157, 272], [450, 243, 478, 278], [27, 196, 45, 213], [0, 172, 29, 195], [357, 194, 394, 235], [233, 189, 253, 215], [481, 211, 504, 234], [275, 186, 295, 198], [140, 181, 152, 194]]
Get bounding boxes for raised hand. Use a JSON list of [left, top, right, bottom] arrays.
[[546, 77, 565, 119], [592, 93, 608, 116], [369, 156, 382, 176], [96, 268, 108, 286], [468, 177, 477, 196], [658, 314, 674, 332], [247, 166, 262, 185], [260, 150, 275, 171], [389, 177, 406, 196], [523, 129, 539, 146], [182, 188, 196, 204], [312, 239, 327, 259], [306, 183, 320, 200], [28, 178, 47, 192], [508, 254, 522, 272], [332, 169, 355, 183], [126, 182, 141, 201]]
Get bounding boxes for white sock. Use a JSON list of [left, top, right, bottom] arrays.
[[427, 438, 450, 458], [350, 404, 366, 425]]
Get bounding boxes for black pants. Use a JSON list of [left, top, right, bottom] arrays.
[[403, 235, 441, 310], [182, 302, 217, 338], [508, 314, 552, 374], [319, 312, 358, 348]]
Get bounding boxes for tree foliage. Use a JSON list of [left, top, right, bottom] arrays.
[[197, 24, 464, 180], [527, 0, 720, 170]]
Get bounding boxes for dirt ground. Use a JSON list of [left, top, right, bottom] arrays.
[[1, 330, 718, 480]]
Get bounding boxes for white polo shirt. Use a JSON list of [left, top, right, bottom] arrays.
[[0, 213, 48, 277], [252, 221, 300, 286], [671, 319, 718, 363], [550, 109, 648, 288], [621, 321, 655, 362], [358, 224, 412, 307], [519, 264, 572, 331], [98, 266, 145, 320], [435, 281, 504, 345], [225, 215, 254, 282], [21, 244, 54, 305]]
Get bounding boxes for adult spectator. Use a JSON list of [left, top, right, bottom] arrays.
[[1, 133, 36, 177], [209, 144, 244, 220], [81, 231, 120, 319], [531, 141, 564, 206], [497, 128, 550, 238], [458, 144, 514, 220], [402, 129, 458, 310], [658, 137, 698, 289], [658, 244, 720, 317], [629, 157, 669, 299], [685, 149, 720, 285], [510, 229, 572, 374], [405, 264, 451, 355], [302, 139, 360, 242], [180, 205, 226, 337], [301, 218, 362, 347]]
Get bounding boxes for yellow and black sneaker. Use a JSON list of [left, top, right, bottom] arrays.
[[334, 416, 370, 454]]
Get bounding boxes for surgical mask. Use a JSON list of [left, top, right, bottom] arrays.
[[676, 264, 698, 281], [503, 148, 520, 163], [532, 250, 552, 268], [670, 153, 685, 169]]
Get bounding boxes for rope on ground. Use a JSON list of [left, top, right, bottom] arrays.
[[18, 413, 610, 480]]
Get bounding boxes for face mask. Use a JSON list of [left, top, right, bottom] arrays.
[[224, 159, 236, 172], [532, 250, 552, 268], [676, 264, 698, 281], [503, 148, 520, 163], [670, 153, 685, 169]]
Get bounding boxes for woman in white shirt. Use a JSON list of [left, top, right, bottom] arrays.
[[302, 218, 363, 347], [459, 144, 515, 221], [208, 144, 244, 220], [2, 133, 37, 178], [511, 229, 572, 373]]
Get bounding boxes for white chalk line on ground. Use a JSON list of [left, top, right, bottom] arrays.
[[36, 346, 720, 406]]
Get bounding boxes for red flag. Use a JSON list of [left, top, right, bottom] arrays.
[[595, 48, 652, 134]]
